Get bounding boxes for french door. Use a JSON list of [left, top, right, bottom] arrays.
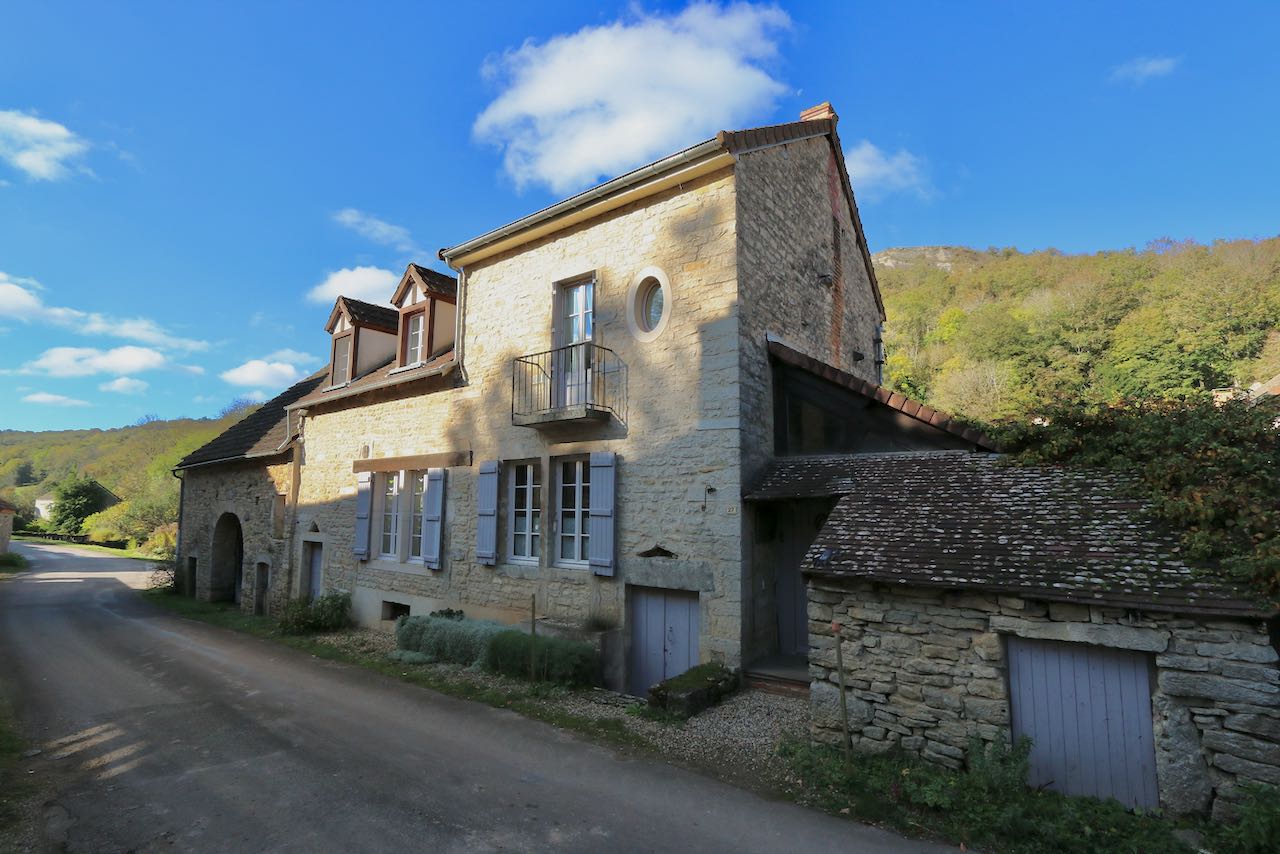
[[554, 279, 593, 407]]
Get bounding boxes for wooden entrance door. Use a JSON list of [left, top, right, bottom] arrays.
[[1007, 636, 1159, 809], [306, 543, 323, 601], [629, 587, 699, 696]]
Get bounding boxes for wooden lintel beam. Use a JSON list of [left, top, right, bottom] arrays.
[[352, 451, 472, 473]]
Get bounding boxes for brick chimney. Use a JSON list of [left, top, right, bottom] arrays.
[[799, 102, 838, 125]]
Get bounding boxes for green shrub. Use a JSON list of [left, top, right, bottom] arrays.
[[780, 738, 1190, 854], [428, 608, 465, 620], [647, 662, 740, 718], [387, 649, 433, 665], [278, 593, 351, 635], [1210, 783, 1280, 854], [394, 615, 507, 668], [482, 630, 599, 686]]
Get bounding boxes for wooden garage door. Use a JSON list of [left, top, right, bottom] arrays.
[[1007, 636, 1158, 809], [629, 587, 700, 696]]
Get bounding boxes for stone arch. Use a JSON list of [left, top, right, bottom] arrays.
[[210, 512, 244, 604]]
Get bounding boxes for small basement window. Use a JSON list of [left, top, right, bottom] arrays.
[[381, 601, 411, 621]]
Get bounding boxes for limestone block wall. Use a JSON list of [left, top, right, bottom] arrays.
[[0, 510, 12, 554], [179, 458, 295, 611], [809, 578, 1280, 818], [296, 167, 749, 665], [734, 136, 883, 487]]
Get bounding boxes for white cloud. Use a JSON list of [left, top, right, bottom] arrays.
[[243, 390, 268, 402], [0, 272, 208, 352], [220, 359, 303, 388], [306, 266, 398, 304], [22, 391, 90, 407], [844, 140, 932, 202], [333, 209, 419, 253], [473, 2, 791, 193], [99, 376, 149, 395], [262, 348, 316, 366], [21, 345, 167, 377], [0, 109, 90, 181], [1110, 56, 1180, 85]]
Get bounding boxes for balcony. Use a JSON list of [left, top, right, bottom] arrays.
[[512, 342, 626, 428]]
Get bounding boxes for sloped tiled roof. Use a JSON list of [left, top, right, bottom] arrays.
[[797, 452, 1264, 618], [768, 339, 999, 451], [288, 349, 455, 410], [338, 297, 398, 333], [409, 264, 457, 298], [176, 371, 327, 469]]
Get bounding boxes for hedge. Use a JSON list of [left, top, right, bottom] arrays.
[[278, 593, 351, 635], [394, 615, 508, 668], [482, 630, 599, 687]]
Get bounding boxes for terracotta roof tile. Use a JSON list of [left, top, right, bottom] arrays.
[[767, 339, 999, 451]]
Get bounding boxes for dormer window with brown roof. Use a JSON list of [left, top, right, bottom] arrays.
[[324, 296, 399, 389], [392, 263, 457, 369]]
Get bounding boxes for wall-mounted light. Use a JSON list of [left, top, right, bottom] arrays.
[[702, 485, 717, 512]]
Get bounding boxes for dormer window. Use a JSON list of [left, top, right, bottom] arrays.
[[324, 296, 398, 389], [391, 263, 458, 369]]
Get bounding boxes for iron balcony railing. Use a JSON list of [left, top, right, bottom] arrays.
[[512, 342, 626, 424]]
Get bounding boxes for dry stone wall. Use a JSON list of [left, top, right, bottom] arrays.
[[809, 578, 1280, 817]]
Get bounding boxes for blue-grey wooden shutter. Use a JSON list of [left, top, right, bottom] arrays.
[[353, 471, 372, 560], [422, 468, 445, 570], [476, 460, 499, 565], [588, 451, 616, 576]]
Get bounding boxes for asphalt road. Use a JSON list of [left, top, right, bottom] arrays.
[[0, 542, 947, 853]]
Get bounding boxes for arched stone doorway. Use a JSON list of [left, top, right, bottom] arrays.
[[210, 512, 244, 604]]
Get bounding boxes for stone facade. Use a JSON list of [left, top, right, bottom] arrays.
[[809, 578, 1280, 817], [178, 120, 886, 692], [0, 507, 12, 554], [178, 456, 296, 610]]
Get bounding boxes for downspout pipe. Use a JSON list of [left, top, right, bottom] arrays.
[[171, 467, 186, 595]]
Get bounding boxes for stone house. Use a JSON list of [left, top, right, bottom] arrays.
[[750, 450, 1279, 818], [34, 479, 120, 521], [177, 103, 892, 694], [0, 497, 14, 554]]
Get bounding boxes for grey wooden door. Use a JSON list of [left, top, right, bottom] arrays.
[[629, 587, 699, 696], [1008, 636, 1159, 809], [306, 543, 323, 600]]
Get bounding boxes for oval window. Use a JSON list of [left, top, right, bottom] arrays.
[[640, 279, 664, 332], [626, 266, 671, 342]]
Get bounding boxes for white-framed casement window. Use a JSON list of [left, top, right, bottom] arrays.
[[405, 313, 424, 365], [507, 461, 541, 563], [377, 472, 401, 558], [408, 470, 426, 560], [555, 457, 590, 566]]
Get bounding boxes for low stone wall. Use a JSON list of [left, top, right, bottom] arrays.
[[808, 578, 1280, 817]]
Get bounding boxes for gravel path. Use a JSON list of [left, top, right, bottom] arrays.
[[309, 627, 810, 792]]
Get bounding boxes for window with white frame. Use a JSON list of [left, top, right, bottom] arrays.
[[378, 473, 401, 558], [408, 471, 426, 559], [405, 313, 424, 365], [556, 458, 590, 565], [507, 461, 541, 562]]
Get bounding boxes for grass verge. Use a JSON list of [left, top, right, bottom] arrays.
[[12, 535, 167, 562], [780, 738, 1195, 854], [0, 553, 29, 575], [0, 694, 35, 846], [140, 590, 650, 752]]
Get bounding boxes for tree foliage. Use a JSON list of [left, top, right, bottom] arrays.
[[49, 475, 108, 534], [879, 238, 1280, 421], [996, 397, 1280, 604]]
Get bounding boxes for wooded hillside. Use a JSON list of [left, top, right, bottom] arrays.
[[876, 237, 1280, 422], [0, 405, 256, 545]]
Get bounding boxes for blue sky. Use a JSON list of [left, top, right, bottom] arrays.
[[2, 1, 1277, 430]]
